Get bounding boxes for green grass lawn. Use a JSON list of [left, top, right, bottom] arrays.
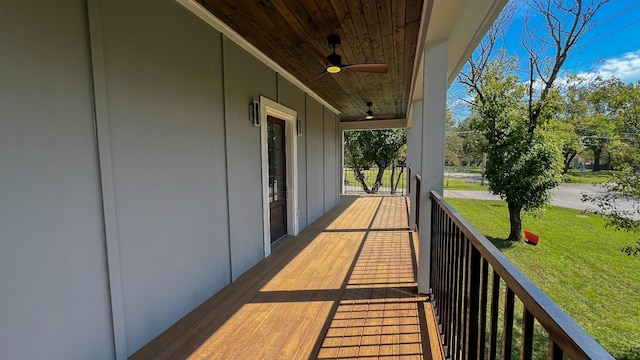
[[443, 177, 488, 190], [445, 198, 640, 360]]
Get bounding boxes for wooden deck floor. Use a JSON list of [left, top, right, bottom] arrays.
[[131, 196, 444, 360]]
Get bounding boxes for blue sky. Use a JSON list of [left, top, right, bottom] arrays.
[[449, 0, 640, 119]]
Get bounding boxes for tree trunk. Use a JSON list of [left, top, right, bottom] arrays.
[[353, 167, 371, 193], [370, 167, 386, 193], [507, 202, 523, 242], [593, 148, 602, 172], [563, 151, 577, 174]]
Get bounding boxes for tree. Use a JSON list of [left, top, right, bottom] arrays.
[[584, 165, 640, 257], [458, 0, 611, 242], [583, 81, 640, 257], [580, 113, 618, 171], [551, 118, 582, 173], [445, 111, 464, 166], [344, 129, 406, 194], [610, 81, 640, 166], [458, 117, 485, 166], [466, 57, 563, 241], [555, 75, 587, 173]]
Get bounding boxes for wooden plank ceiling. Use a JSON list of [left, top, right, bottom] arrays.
[[196, 0, 424, 122]]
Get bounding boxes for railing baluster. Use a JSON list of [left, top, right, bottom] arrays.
[[451, 225, 460, 360], [445, 214, 456, 356], [436, 207, 443, 310], [488, 271, 500, 360], [489, 270, 500, 360], [438, 214, 448, 320], [521, 308, 534, 360], [456, 230, 467, 360], [437, 207, 444, 353], [547, 339, 563, 360], [465, 245, 481, 360], [450, 226, 459, 360], [502, 288, 515, 360], [478, 259, 489, 360], [431, 204, 438, 309]]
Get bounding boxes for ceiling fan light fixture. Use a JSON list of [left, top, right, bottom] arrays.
[[326, 65, 341, 73], [365, 109, 374, 119]]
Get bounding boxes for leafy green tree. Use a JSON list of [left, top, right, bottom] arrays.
[[458, 117, 485, 166], [458, 0, 610, 241], [584, 165, 640, 257], [466, 58, 563, 241], [344, 129, 406, 193], [445, 111, 464, 166], [580, 113, 619, 171], [555, 75, 588, 173], [583, 81, 640, 257], [611, 81, 640, 166], [551, 118, 582, 173]]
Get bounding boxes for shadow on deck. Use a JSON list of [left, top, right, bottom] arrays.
[[131, 195, 444, 360]]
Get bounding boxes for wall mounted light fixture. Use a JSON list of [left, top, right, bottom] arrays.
[[250, 101, 260, 126]]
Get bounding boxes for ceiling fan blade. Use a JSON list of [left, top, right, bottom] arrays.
[[305, 70, 329, 84], [343, 63, 388, 73], [300, 41, 330, 67], [374, 114, 397, 120]]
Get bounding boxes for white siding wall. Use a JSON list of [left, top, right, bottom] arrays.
[[0, 2, 114, 359], [306, 97, 326, 223], [96, 0, 232, 354], [223, 39, 278, 280], [0, 0, 342, 358]]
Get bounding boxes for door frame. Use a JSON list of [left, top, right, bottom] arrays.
[[259, 96, 298, 257]]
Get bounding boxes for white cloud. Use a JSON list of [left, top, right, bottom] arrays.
[[597, 51, 640, 82], [575, 50, 640, 83]]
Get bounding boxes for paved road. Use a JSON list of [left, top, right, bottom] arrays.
[[444, 183, 640, 220]]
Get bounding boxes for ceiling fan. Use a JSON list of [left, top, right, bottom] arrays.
[[360, 102, 395, 120], [301, 35, 388, 82]]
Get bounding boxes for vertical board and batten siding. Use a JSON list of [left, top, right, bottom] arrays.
[[0, 1, 114, 359], [222, 39, 278, 281], [97, 0, 230, 354], [306, 96, 326, 224], [0, 0, 342, 358], [324, 110, 338, 211], [277, 75, 308, 229]]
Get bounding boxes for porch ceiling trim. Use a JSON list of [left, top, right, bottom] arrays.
[[339, 119, 407, 131], [176, 0, 341, 115]]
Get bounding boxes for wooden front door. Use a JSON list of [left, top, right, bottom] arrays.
[[268, 116, 287, 242]]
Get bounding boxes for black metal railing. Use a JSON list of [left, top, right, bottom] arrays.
[[343, 165, 406, 195], [429, 191, 613, 360]]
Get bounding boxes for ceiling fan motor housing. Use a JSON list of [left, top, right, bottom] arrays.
[[327, 34, 341, 47]]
